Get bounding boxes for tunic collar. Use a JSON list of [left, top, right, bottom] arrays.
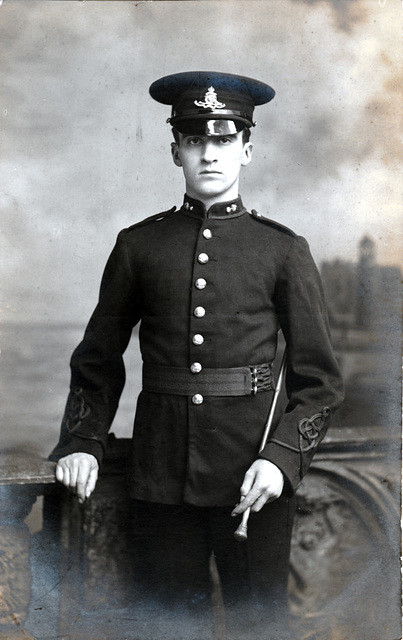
[[180, 194, 246, 219]]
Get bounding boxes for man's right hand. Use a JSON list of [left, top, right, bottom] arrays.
[[55, 453, 99, 504]]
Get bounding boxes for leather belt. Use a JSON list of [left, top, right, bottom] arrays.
[[142, 362, 274, 397]]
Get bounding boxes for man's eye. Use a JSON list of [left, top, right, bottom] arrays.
[[187, 137, 201, 145], [219, 137, 233, 144]]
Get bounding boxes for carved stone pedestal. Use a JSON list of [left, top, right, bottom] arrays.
[[289, 432, 401, 640]]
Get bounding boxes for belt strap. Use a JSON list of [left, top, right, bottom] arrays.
[[142, 363, 274, 397]]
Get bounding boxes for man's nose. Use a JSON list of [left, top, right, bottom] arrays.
[[201, 140, 218, 163]]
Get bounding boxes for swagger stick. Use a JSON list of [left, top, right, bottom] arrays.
[[234, 348, 287, 542]]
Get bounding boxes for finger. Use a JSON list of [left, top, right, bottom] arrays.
[[232, 487, 261, 515], [250, 493, 273, 513], [232, 471, 256, 516], [232, 500, 251, 516], [239, 470, 255, 498], [85, 467, 98, 499], [55, 463, 65, 484], [59, 464, 71, 488], [76, 464, 90, 503], [68, 462, 79, 491]]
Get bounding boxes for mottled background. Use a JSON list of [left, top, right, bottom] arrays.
[[0, 1, 401, 452], [0, 3, 401, 639]]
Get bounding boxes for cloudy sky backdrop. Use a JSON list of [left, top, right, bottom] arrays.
[[1, 0, 401, 324]]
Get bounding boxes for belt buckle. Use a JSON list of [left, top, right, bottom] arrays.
[[251, 367, 258, 395]]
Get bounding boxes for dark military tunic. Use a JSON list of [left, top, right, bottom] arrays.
[[51, 195, 344, 507]]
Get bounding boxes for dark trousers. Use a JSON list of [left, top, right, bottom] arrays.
[[130, 495, 296, 640]]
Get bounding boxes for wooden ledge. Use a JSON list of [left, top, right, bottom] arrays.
[[0, 451, 56, 485]]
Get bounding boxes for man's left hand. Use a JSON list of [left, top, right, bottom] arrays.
[[231, 459, 284, 516]]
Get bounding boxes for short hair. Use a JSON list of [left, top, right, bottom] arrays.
[[172, 127, 251, 146]]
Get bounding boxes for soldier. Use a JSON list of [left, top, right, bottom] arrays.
[[50, 71, 344, 639]]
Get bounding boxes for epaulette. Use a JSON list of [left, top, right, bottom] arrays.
[[250, 209, 296, 237], [127, 206, 177, 231]]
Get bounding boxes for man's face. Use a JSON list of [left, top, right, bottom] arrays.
[[171, 130, 253, 204]]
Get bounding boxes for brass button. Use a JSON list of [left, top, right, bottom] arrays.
[[192, 334, 204, 345], [203, 229, 213, 239], [190, 362, 202, 374], [194, 306, 205, 318], [195, 278, 207, 290], [192, 394, 204, 405], [198, 253, 209, 264]]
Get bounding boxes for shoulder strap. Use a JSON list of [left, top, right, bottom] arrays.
[[128, 206, 177, 231], [250, 209, 296, 237]]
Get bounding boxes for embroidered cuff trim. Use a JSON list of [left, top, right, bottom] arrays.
[[298, 406, 330, 452], [65, 387, 91, 433]]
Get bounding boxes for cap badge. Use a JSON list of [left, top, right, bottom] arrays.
[[194, 86, 226, 110]]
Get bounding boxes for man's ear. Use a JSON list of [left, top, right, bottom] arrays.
[[241, 142, 253, 167], [171, 142, 182, 167]]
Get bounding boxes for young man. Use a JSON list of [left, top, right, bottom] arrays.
[[51, 72, 344, 639]]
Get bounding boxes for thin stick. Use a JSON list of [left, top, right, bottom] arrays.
[[234, 348, 287, 542], [234, 507, 251, 542]]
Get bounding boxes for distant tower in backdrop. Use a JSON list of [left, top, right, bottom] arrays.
[[356, 235, 376, 328], [320, 234, 401, 332]]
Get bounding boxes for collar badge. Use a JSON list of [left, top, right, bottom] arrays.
[[194, 86, 226, 110]]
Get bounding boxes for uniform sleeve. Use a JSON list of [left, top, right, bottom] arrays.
[[49, 229, 140, 466], [259, 235, 344, 493]]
